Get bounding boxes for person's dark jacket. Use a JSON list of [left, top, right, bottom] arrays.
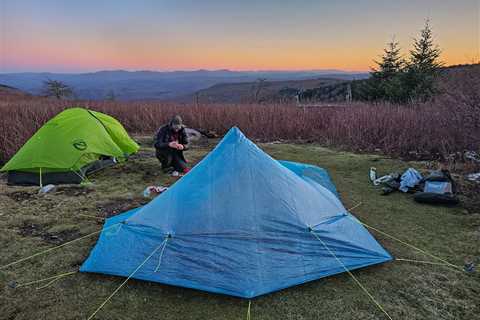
[[154, 124, 189, 153]]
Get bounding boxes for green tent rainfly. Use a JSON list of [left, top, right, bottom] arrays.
[[1, 107, 139, 185]]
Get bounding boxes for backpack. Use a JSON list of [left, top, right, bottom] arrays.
[[414, 170, 459, 205]]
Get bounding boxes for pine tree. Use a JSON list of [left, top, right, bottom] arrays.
[[372, 38, 405, 79], [409, 20, 442, 73], [364, 38, 406, 102], [405, 20, 443, 101], [349, 20, 443, 103]]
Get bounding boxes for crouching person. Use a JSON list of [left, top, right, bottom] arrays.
[[154, 115, 190, 176]]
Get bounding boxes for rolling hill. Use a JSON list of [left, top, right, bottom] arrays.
[[176, 78, 349, 104], [0, 70, 368, 101], [185, 64, 478, 104], [0, 84, 32, 99]]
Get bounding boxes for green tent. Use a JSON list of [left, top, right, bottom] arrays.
[[1, 107, 139, 185]]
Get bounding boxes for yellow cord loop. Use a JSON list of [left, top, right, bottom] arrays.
[[15, 271, 77, 289], [0, 224, 119, 271], [310, 229, 393, 320], [154, 238, 169, 272], [15, 271, 78, 290], [246, 300, 251, 320], [87, 238, 169, 320]]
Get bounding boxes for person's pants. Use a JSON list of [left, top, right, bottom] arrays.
[[156, 149, 187, 172]]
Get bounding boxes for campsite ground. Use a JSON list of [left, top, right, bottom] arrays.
[[0, 138, 479, 320]]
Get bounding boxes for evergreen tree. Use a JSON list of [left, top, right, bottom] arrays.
[[409, 20, 442, 73], [360, 21, 443, 103], [405, 20, 443, 101], [364, 38, 406, 102], [372, 38, 405, 79]]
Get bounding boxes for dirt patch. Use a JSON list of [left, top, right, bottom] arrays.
[[18, 222, 43, 237], [110, 161, 157, 176], [55, 185, 94, 197], [141, 169, 162, 181], [17, 222, 81, 245], [69, 259, 85, 269], [6, 191, 36, 202], [131, 149, 155, 160], [96, 197, 149, 218], [47, 229, 82, 244]]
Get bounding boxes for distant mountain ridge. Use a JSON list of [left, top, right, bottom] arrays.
[[184, 64, 480, 104], [0, 69, 368, 101], [177, 77, 357, 104], [0, 84, 32, 99]]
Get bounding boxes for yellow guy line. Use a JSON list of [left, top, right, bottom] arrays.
[[310, 229, 393, 320], [87, 239, 168, 320], [0, 224, 119, 270]]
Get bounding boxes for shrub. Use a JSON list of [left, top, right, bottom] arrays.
[[1, 95, 478, 165]]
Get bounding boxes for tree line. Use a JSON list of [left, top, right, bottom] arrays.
[[355, 20, 443, 103]]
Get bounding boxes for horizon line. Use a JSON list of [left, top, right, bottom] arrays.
[[0, 68, 370, 75], [1, 62, 477, 75]]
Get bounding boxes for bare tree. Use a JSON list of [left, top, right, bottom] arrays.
[[253, 78, 267, 103], [41, 79, 73, 99]]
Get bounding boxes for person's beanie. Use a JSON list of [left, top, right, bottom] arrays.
[[171, 115, 183, 126]]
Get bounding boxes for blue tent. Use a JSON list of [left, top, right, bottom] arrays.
[[80, 127, 392, 298]]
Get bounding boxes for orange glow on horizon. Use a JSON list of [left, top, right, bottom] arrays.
[[1, 1, 478, 73], [4, 42, 476, 73]]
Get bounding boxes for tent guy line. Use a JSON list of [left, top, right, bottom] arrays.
[[154, 237, 170, 272], [394, 258, 464, 272], [310, 229, 394, 320], [14, 271, 77, 289], [87, 237, 169, 320], [0, 223, 121, 270], [345, 215, 465, 272], [246, 300, 252, 320], [346, 202, 468, 273]]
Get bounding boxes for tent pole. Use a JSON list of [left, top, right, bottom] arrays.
[[39, 167, 43, 188]]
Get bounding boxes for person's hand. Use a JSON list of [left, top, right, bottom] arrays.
[[177, 144, 184, 150], [168, 141, 177, 148]]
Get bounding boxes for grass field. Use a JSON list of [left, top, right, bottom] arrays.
[[0, 138, 479, 320]]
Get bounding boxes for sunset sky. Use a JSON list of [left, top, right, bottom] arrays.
[[1, 0, 479, 73]]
